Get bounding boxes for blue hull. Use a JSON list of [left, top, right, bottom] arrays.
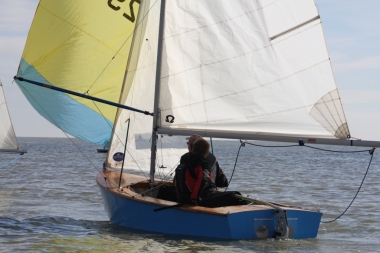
[[98, 186, 322, 239]]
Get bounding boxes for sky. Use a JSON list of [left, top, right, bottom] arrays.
[[0, 0, 379, 141]]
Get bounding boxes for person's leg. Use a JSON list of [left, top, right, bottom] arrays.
[[156, 185, 177, 202], [200, 191, 248, 207]]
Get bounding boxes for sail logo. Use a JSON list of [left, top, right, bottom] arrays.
[[107, 0, 140, 23], [113, 152, 125, 162]]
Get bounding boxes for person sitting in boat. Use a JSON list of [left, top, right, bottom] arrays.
[[181, 138, 214, 205], [180, 134, 229, 189], [179, 138, 248, 207]]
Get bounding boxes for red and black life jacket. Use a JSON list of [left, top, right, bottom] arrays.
[[174, 163, 204, 203], [174, 154, 212, 203]]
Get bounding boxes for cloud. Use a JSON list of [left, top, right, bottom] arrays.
[[340, 90, 380, 105], [345, 111, 380, 141], [325, 37, 357, 49], [0, 36, 26, 60], [333, 56, 380, 72], [0, 0, 38, 35]]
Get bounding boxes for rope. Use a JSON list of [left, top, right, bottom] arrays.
[[321, 148, 375, 223], [303, 145, 370, 153], [244, 142, 299, 148], [0, 153, 24, 169], [228, 140, 375, 223], [225, 141, 244, 191], [226, 140, 309, 191]]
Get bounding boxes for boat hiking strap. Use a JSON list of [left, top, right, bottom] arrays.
[[228, 140, 376, 224], [0, 153, 24, 169]]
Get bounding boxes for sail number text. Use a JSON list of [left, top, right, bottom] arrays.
[[108, 0, 140, 23]]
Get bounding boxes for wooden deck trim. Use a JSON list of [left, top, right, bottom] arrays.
[[96, 171, 308, 216]]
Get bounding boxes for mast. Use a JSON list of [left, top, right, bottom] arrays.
[[149, 0, 166, 184]]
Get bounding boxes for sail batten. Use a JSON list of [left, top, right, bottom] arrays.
[[269, 15, 320, 40]]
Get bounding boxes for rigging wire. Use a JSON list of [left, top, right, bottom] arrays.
[[321, 148, 375, 223], [227, 140, 375, 223], [15, 85, 120, 184], [18, 82, 149, 184], [301, 145, 371, 153]]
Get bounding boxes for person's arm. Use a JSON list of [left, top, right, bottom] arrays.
[[215, 162, 229, 187]]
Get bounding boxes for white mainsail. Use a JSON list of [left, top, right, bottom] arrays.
[[0, 80, 21, 152], [158, 0, 349, 139], [107, 0, 351, 174]]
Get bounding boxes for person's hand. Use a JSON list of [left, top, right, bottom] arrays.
[[191, 199, 198, 205]]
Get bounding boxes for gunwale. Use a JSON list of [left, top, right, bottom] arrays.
[[96, 170, 312, 216]]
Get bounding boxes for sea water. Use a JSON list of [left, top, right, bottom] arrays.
[[0, 137, 379, 252]]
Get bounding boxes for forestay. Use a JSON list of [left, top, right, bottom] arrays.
[[158, 0, 350, 139]]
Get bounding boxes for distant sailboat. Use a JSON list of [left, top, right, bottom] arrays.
[[15, 0, 380, 239], [0, 80, 26, 154]]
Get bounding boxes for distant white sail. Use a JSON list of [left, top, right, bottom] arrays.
[[158, 0, 350, 139], [0, 80, 20, 152]]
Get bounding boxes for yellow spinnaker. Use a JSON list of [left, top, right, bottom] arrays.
[[16, 0, 140, 146]]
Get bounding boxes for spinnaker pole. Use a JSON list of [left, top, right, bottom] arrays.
[[14, 76, 153, 116]]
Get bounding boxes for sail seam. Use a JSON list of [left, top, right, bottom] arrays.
[[163, 0, 279, 40], [161, 22, 321, 79], [37, 4, 130, 59], [160, 58, 329, 112], [175, 102, 316, 125]]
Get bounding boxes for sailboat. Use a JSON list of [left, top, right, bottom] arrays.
[[15, 0, 380, 239], [0, 80, 26, 154]]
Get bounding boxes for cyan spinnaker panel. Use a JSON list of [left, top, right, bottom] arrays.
[[15, 0, 140, 145], [17, 59, 112, 146]]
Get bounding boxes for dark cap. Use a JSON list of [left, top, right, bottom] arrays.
[[186, 134, 203, 145]]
